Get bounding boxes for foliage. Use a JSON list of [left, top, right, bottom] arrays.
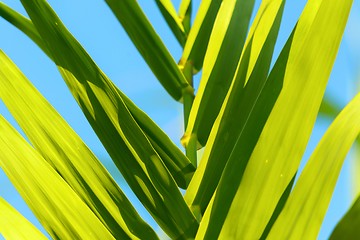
[[0, 0, 359, 239]]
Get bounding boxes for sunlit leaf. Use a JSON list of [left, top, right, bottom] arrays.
[[182, 0, 256, 148], [154, 0, 186, 46], [18, 0, 198, 238], [198, 0, 352, 238], [0, 117, 114, 240], [268, 91, 360, 239], [105, 0, 191, 101], [178, 0, 192, 34], [0, 198, 47, 240], [0, 3, 195, 189], [0, 50, 158, 239], [185, 0, 285, 218], [178, 0, 222, 72]]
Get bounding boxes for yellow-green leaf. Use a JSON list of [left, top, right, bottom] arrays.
[[0, 117, 114, 240], [178, 0, 192, 34], [0, 50, 158, 240], [105, 0, 191, 101], [178, 0, 222, 72], [0, 3, 195, 189], [198, 0, 352, 239], [268, 91, 360, 239], [154, 0, 187, 46], [185, 0, 285, 218], [0, 198, 47, 240], [183, 0, 256, 148], [18, 0, 198, 238]]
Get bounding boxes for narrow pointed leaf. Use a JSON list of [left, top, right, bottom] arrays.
[[0, 2, 50, 59], [0, 3, 195, 189], [185, 0, 285, 216], [0, 50, 158, 240], [154, 0, 187, 46], [178, 0, 192, 34], [183, 0, 256, 148], [178, 0, 222, 72], [198, 0, 352, 239], [330, 195, 360, 239], [19, 1, 198, 238], [0, 117, 114, 240], [105, 0, 191, 101], [268, 92, 360, 239], [0, 198, 47, 240]]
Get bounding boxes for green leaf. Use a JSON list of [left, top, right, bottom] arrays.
[[185, 0, 285, 217], [178, 0, 222, 72], [0, 50, 158, 240], [18, 0, 198, 238], [182, 0, 256, 148], [197, 0, 352, 239], [268, 92, 360, 239], [0, 2, 195, 189], [178, 0, 192, 34], [105, 0, 192, 101], [319, 96, 342, 118], [0, 117, 114, 240], [154, 0, 187, 46], [0, 2, 50, 59], [0, 198, 47, 240], [330, 195, 360, 239]]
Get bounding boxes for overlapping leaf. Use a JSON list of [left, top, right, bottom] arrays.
[[178, 0, 222, 72], [0, 117, 114, 240], [182, 0, 256, 148], [267, 91, 360, 239], [0, 2, 194, 189], [154, 0, 186, 46], [196, 0, 352, 239], [0, 198, 47, 240], [178, 0, 192, 34], [185, 0, 285, 217], [18, 0, 198, 238], [0, 50, 157, 239], [105, 0, 191, 101]]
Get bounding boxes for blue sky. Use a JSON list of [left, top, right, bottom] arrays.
[[0, 1, 360, 239]]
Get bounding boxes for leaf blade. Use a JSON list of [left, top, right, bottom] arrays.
[[0, 198, 47, 240], [0, 50, 158, 240], [154, 0, 186, 46], [18, 0, 198, 238], [105, 0, 191, 101], [268, 92, 360, 239], [0, 117, 114, 240], [0, 3, 195, 189]]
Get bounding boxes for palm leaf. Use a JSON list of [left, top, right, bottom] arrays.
[[0, 117, 114, 239], [0, 50, 157, 239], [196, 0, 353, 238], [18, 0, 198, 238], [0, 2, 195, 189], [0, 198, 47, 240], [183, 0, 256, 148], [178, 0, 192, 34], [185, 0, 285, 217], [268, 92, 360, 239], [178, 0, 222, 72], [154, 0, 187, 46], [105, 0, 191, 101]]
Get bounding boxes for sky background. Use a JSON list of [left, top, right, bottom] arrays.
[[0, 1, 360, 239]]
